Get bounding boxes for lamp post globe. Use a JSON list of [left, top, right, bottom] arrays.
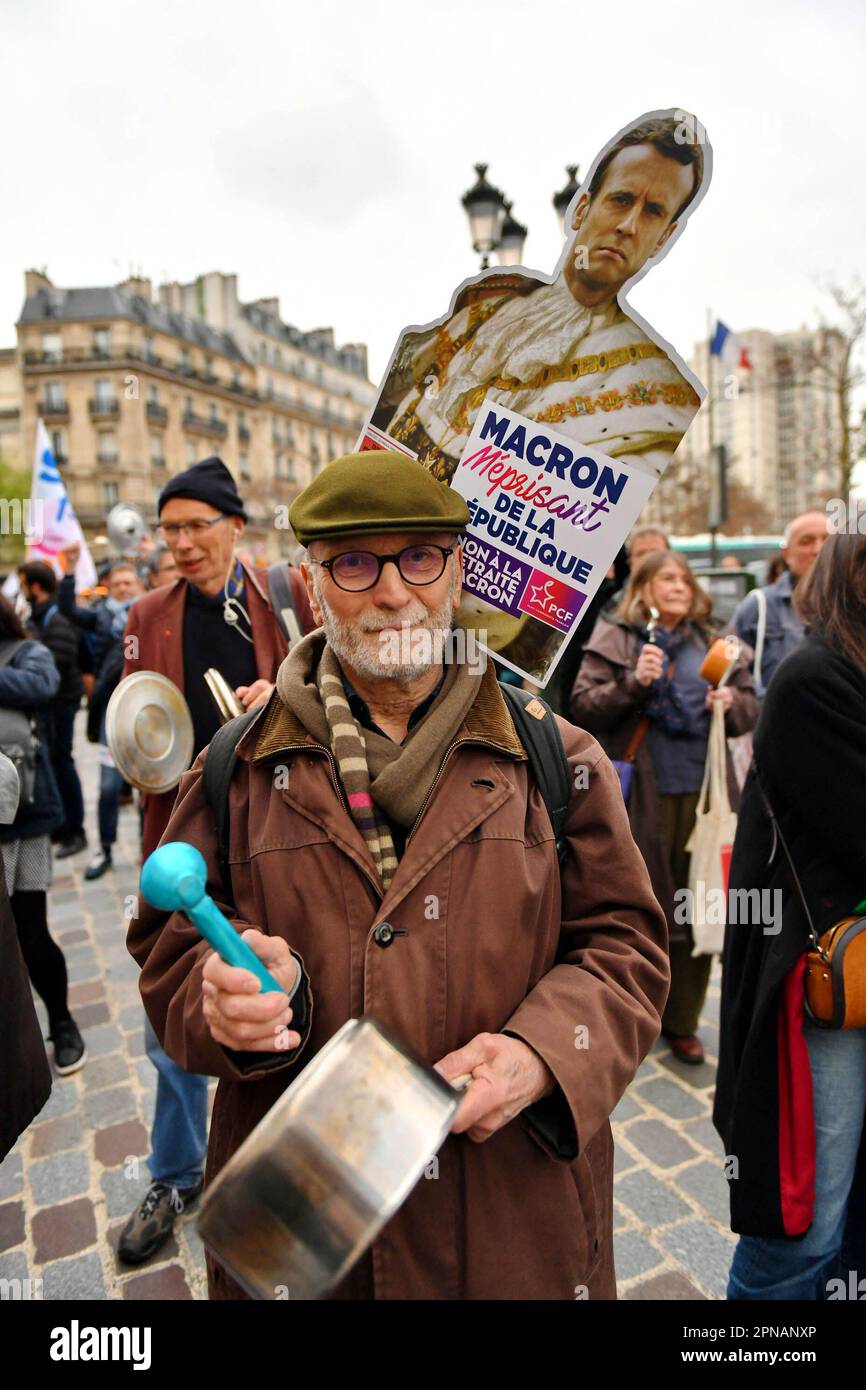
[[553, 164, 581, 236], [494, 201, 528, 267], [461, 163, 507, 269]]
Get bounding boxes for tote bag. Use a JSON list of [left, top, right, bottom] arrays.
[[686, 699, 737, 957]]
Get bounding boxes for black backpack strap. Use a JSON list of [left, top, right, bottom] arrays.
[[500, 684, 571, 866], [202, 709, 260, 900]]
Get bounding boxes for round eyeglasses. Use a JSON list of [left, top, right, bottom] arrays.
[[311, 544, 455, 593]]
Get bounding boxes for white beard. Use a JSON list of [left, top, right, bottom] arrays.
[[312, 569, 459, 685]]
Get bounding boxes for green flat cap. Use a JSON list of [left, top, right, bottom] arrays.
[[289, 450, 469, 545]]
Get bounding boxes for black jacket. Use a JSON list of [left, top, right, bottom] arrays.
[[0, 850, 51, 1156], [0, 640, 64, 843], [58, 573, 117, 673], [714, 634, 866, 1237], [28, 597, 85, 704]]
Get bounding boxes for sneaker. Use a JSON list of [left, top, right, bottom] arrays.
[[49, 1017, 87, 1075], [55, 832, 88, 860], [117, 1179, 204, 1265], [84, 847, 113, 880]]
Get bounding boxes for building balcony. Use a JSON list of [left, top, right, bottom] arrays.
[[97, 452, 118, 466], [146, 401, 168, 425], [182, 410, 228, 440], [89, 398, 119, 420], [150, 455, 166, 469], [38, 401, 70, 421]]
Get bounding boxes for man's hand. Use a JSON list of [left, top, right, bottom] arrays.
[[434, 1033, 555, 1143], [235, 679, 274, 711], [60, 541, 81, 573], [201, 930, 301, 1053]]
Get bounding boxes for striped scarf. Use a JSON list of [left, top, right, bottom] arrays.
[[315, 645, 399, 889]]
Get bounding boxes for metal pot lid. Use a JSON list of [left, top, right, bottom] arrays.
[[105, 671, 194, 793]]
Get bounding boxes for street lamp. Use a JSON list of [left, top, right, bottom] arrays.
[[460, 164, 507, 269], [495, 202, 528, 266], [552, 164, 581, 236]]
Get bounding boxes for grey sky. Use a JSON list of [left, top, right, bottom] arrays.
[[3, 0, 865, 385]]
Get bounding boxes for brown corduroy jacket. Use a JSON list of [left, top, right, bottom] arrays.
[[127, 661, 668, 1300]]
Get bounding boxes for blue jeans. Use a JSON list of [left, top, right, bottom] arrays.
[[728, 1019, 866, 1299], [97, 715, 124, 848], [143, 1014, 208, 1190]]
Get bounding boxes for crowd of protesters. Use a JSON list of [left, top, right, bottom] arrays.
[[2, 448, 863, 1304]]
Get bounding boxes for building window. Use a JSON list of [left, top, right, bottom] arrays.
[[51, 428, 68, 462], [149, 432, 164, 466], [101, 481, 119, 509], [94, 379, 115, 410], [98, 431, 117, 464], [42, 332, 62, 363], [208, 402, 219, 424], [94, 327, 112, 358], [143, 335, 156, 363], [45, 381, 65, 410], [179, 347, 191, 372], [184, 395, 194, 416], [232, 370, 242, 391], [205, 356, 213, 378], [239, 452, 250, 481], [284, 453, 296, 483], [147, 383, 160, 404], [186, 441, 198, 465]]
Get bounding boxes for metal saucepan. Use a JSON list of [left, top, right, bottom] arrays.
[[197, 1016, 468, 1300]]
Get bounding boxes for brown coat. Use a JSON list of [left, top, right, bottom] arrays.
[[127, 663, 669, 1300], [570, 618, 759, 942], [122, 563, 291, 861]]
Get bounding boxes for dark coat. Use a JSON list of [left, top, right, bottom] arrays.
[[714, 634, 866, 1238], [122, 563, 289, 861], [0, 640, 64, 843], [0, 850, 51, 1159], [570, 617, 758, 941], [127, 663, 669, 1300], [57, 573, 118, 674], [28, 597, 85, 704]]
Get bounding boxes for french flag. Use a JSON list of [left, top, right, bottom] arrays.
[[710, 319, 752, 370]]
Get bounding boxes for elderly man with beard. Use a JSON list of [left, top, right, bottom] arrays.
[[128, 450, 668, 1301]]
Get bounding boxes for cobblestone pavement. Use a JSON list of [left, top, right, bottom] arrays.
[[0, 725, 734, 1301]]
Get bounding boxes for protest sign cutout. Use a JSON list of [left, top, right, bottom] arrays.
[[358, 108, 712, 685]]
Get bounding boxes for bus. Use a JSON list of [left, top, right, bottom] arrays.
[[671, 534, 782, 583]]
